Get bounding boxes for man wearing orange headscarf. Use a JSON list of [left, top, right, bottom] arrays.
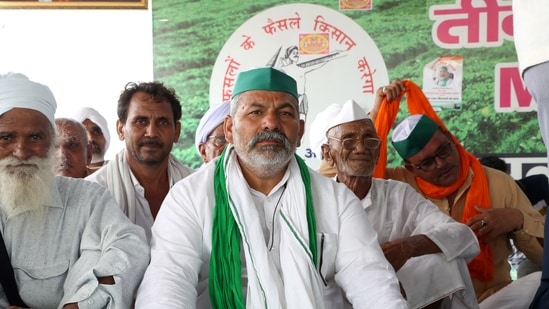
[[368, 79, 544, 309]]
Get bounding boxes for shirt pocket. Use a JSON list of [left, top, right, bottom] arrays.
[[317, 232, 337, 286], [14, 260, 69, 302]]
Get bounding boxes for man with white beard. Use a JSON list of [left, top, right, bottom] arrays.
[[0, 72, 149, 309]]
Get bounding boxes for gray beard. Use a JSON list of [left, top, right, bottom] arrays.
[[0, 154, 56, 219], [235, 131, 295, 178]]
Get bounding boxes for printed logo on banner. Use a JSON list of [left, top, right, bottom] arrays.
[[339, 0, 372, 11], [209, 3, 389, 170], [299, 33, 329, 55]]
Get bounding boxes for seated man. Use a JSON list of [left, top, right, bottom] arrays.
[[371, 80, 545, 308], [55, 118, 92, 178], [73, 107, 111, 175], [136, 67, 408, 308], [86, 81, 194, 243], [312, 99, 480, 309], [0, 72, 149, 308], [194, 101, 230, 164]]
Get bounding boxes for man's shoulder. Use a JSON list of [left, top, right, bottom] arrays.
[[57, 175, 109, 192], [169, 154, 195, 180], [85, 161, 111, 184], [482, 165, 516, 185], [171, 160, 215, 190], [55, 176, 112, 207], [308, 168, 357, 202]]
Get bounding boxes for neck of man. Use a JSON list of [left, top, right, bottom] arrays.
[[337, 173, 372, 200], [127, 156, 171, 189]]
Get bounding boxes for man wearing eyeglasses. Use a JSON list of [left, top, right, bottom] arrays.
[[195, 101, 230, 164], [86, 81, 194, 243], [370, 80, 545, 309], [312, 99, 480, 309]]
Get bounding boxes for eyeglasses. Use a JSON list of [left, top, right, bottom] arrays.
[[207, 135, 227, 148], [409, 142, 453, 171], [328, 136, 382, 150]]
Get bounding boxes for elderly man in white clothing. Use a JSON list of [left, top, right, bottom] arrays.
[[311, 99, 480, 309], [135, 67, 408, 309], [86, 81, 194, 243], [195, 101, 230, 164], [0, 72, 149, 308]]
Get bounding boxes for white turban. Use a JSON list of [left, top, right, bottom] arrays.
[[195, 101, 230, 151], [309, 99, 370, 158], [0, 72, 57, 127], [73, 107, 111, 152]]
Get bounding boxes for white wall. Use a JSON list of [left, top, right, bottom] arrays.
[[0, 5, 153, 160]]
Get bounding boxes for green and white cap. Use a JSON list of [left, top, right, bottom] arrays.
[[392, 114, 440, 159], [231, 67, 298, 101]]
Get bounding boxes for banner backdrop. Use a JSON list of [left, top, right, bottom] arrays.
[[152, 0, 546, 177]]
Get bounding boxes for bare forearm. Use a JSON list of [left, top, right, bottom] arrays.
[[382, 234, 441, 271]]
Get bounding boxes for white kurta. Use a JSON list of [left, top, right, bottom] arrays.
[[135, 156, 408, 309], [0, 176, 150, 309], [363, 178, 480, 309], [86, 149, 194, 242]]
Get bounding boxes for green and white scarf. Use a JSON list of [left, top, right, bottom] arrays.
[[209, 145, 322, 308]]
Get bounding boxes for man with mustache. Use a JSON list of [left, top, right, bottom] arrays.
[[312, 99, 479, 308], [86, 81, 194, 242], [54, 118, 92, 178], [0, 72, 149, 308], [370, 80, 544, 309], [73, 107, 111, 175], [135, 67, 407, 309]]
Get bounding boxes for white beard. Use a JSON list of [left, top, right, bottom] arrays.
[[0, 153, 56, 219]]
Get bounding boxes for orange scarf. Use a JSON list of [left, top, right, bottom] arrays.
[[374, 80, 493, 282]]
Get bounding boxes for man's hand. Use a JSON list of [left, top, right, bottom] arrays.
[[369, 79, 406, 122], [466, 205, 524, 244], [62, 304, 79, 309], [381, 235, 440, 272]]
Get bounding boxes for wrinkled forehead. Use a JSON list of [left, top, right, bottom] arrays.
[[328, 118, 376, 137], [56, 123, 86, 139], [0, 107, 52, 129], [235, 90, 299, 110]]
